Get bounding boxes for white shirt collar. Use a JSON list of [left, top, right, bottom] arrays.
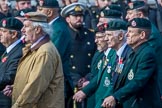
[[104, 48, 111, 57], [117, 43, 127, 59], [6, 39, 21, 53], [49, 16, 59, 25], [30, 35, 46, 49]]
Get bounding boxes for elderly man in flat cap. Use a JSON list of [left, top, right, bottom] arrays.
[[0, 17, 24, 108], [102, 18, 161, 108], [6, 12, 64, 108], [37, 1, 74, 107]]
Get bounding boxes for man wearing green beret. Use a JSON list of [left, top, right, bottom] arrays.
[[0, 17, 24, 108], [9, 12, 64, 108], [125, 1, 162, 101], [73, 22, 116, 108], [37, 1, 74, 107], [102, 18, 161, 108]]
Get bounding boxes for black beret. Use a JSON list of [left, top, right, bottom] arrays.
[[126, 1, 145, 10], [101, 4, 122, 13], [14, 8, 34, 17], [106, 20, 127, 31], [128, 18, 151, 29], [38, 0, 59, 8], [100, 9, 122, 18], [0, 17, 23, 31], [95, 23, 108, 33]]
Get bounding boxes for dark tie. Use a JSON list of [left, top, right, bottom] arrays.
[[112, 54, 119, 86]]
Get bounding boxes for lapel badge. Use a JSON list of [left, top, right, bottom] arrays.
[[2, 20, 7, 27], [131, 20, 136, 27], [97, 60, 102, 69], [128, 69, 134, 80], [100, 11, 104, 17], [104, 77, 110, 87], [128, 3, 134, 9], [107, 64, 111, 73]]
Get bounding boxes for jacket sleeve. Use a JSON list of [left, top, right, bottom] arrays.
[[12, 52, 60, 107]]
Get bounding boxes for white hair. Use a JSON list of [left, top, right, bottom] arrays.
[[114, 30, 127, 41], [32, 22, 53, 37]]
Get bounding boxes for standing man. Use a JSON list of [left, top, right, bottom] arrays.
[[11, 12, 64, 108], [37, 1, 74, 107], [0, 17, 24, 108], [102, 18, 161, 108], [61, 3, 96, 108]]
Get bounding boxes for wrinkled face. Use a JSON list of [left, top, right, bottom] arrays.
[[0, 0, 9, 12], [95, 32, 108, 51], [66, 15, 83, 29], [21, 20, 36, 43], [95, 0, 111, 8], [126, 10, 139, 21], [126, 27, 141, 47], [0, 28, 13, 46], [16, 1, 31, 10], [105, 30, 120, 49]]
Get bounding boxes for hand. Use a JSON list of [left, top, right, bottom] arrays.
[[82, 81, 90, 88], [77, 78, 87, 89], [101, 96, 116, 108], [73, 90, 86, 102], [3, 85, 13, 97]]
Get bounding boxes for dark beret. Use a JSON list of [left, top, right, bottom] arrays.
[[126, 1, 146, 10], [128, 18, 151, 29], [38, 0, 59, 8], [95, 23, 108, 33], [14, 8, 34, 17], [100, 9, 122, 18], [106, 20, 127, 31]]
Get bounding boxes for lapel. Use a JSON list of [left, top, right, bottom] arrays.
[[114, 43, 148, 91], [91, 51, 104, 68], [97, 49, 115, 84]]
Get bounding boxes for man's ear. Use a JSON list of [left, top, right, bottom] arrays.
[[118, 32, 124, 41], [47, 9, 53, 17], [140, 31, 146, 39], [35, 26, 41, 34], [11, 31, 18, 39]]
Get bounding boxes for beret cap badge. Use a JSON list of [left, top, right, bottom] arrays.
[[74, 5, 82, 12], [128, 3, 134, 9], [100, 11, 104, 17], [39, 0, 44, 7], [2, 20, 7, 27], [131, 20, 136, 27], [20, 11, 25, 16]]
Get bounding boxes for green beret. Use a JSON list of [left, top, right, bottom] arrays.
[[128, 18, 151, 29], [101, 4, 122, 13], [24, 12, 47, 22], [95, 23, 108, 33], [0, 17, 23, 31], [38, 0, 59, 8], [100, 9, 122, 18], [61, 3, 86, 17], [126, 1, 145, 10], [0, 12, 6, 21], [14, 8, 34, 17], [106, 20, 127, 31]]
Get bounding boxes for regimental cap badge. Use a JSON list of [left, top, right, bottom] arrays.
[[100, 11, 104, 17], [128, 2, 134, 9], [20, 11, 25, 17], [74, 5, 82, 12], [2, 20, 7, 27], [131, 20, 136, 27]]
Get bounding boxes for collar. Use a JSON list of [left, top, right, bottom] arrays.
[[104, 48, 111, 57], [6, 39, 21, 53], [117, 43, 127, 60], [31, 35, 46, 49], [49, 16, 59, 25]]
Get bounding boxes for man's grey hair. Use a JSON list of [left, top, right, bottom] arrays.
[[114, 30, 127, 41], [32, 22, 53, 37]]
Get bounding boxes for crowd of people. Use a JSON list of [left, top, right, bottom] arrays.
[[0, 0, 162, 108]]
